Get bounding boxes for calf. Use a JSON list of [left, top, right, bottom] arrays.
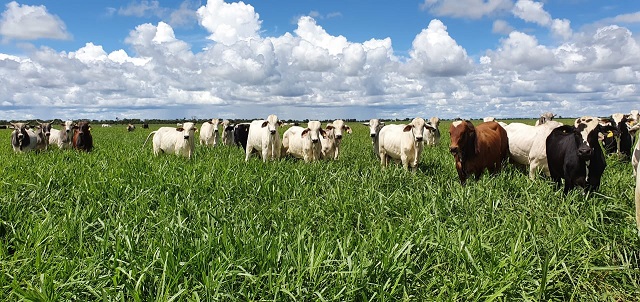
[[9, 122, 38, 153], [378, 117, 434, 171], [234, 123, 251, 150], [362, 119, 385, 158], [425, 116, 441, 146], [221, 119, 235, 146], [449, 121, 509, 185], [323, 119, 351, 160], [199, 118, 220, 146], [49, 120, 74, 149], [245, 114, 282, 162], [282, 121, 326, 162], [504, 121, 563, 179], [72, 121, 93, 152], [144, 122, 197, 159]]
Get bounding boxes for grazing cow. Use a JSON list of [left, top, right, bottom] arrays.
[[378, 117, 435, 171], [234, 123, 251, 150], [245, 115, 283, 162], [282, 121, 326, 162], [221, 119, 235, 146], [535, 112, 556, 126], [49, 120, 74, 149], [9, 122, 38, 153], [0, 125, 7, 129], [449, 121, 509, 185], [504, 121, 563, 179], [425, 117, 441, 146], [72, 121, 93, 152], [323, 119, 351, 160], [362, 119, 385, 158], [199, 118, 220, 146], [144, 122, 197, 159], [127, 124, 136, 132], [483, 116, 496, 122]]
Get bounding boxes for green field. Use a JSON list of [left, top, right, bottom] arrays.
[[1, 120, 639, 301]]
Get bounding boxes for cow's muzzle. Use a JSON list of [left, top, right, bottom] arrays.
[[336, 135, 342, 139], [449, 146, 459, 155], [270, 130, 276, 135], [415, 137, 423, 142], [184, 135, 190, 139], [370, 134, 376, 138], [577, 145, 592, 160], [312, 139, 319, 143]]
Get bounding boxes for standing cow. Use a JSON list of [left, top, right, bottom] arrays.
[[9, 122, 38, 153], [199, 118, 220, 146], [34, 120, 53, 151], [362, 119, 385, 159], [449, 121, 509, 185], [49, 120, 74, 149], [144, 122, 197, 159], [234, 123, 251, 150], [245, 115, 282, 162], [127, 124, 136, 132], [425, 117, 441, 146], [72, 121, 93, 152], [504, 121, 563, 179], [321, 119, 351, 160], [282, 121, 326, 162], [221, 119, 235, 146], [378, 117, 434, 171]]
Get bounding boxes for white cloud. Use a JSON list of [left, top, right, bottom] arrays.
[[0, 1, 71, 41], [118, 0, 165, 18], [421, 0, 513, 19], [196, 0, 261, 45], [492, 20, 514, 35], [295, 16, 349, 56], [406, 19, 472, 76], [512, 0, 572, 40], [607, 11, 640, 24]]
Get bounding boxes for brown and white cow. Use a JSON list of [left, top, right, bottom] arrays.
[[449, 120, 509, 185], [72, 121, 93, 152]]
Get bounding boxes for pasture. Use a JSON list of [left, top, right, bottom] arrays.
[[1, 119, 639, 301]]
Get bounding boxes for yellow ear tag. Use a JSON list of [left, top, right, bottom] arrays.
[[606, 131, 614, 138]]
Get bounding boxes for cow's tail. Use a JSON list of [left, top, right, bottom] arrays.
[[142, 131, 157, 148]]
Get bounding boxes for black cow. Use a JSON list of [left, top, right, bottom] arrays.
[[547, 117, 614, 194], [600, 114, 633, 159], [233, 123, 250, 150], [72, 121, 93, 152], [142, 122, 149, 129]]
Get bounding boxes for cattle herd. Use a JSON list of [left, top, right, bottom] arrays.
[[6, 111, 640, 235]]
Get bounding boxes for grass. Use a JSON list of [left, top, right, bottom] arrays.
[[0, 120, 639, 301]]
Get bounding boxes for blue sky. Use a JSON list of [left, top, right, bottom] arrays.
[[0, 0, 639, 121]]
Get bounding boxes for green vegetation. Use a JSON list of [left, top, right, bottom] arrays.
[[1, 120, 638, 301]]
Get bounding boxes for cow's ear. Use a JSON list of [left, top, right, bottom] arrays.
[[424, 124, 435, 130], [176, 127, 184, 131], [380, 122, 385, 126], [193, 127, 197, 131], [344, 126, 352, 134], [301, 128, 310, 138], [320, 129, 327, 138], [326, 125, 335, 130], [278, 121, 283, 126], [362, 122, 370, 126], [8, 123, 15, 129], [261, 121, 269, 128]]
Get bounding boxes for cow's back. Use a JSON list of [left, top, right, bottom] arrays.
[[504, 123, 535, 165], [476, 121, 509, 162], [246, 120, 266, 153], [378, 124, 405, 159]]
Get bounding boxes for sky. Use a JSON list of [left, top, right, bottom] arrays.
[[0, 0, 639, 121]]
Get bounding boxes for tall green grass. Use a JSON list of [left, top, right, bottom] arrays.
[[0, 120, 638, 301]]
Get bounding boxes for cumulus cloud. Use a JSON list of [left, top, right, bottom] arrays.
[[492, 19, 514, 35], [406, 19, 472, 76], [512, 0, 573, 39], [0, 1, 71, 41], [487, 31, 556, 71], [421, 0, 513, 19], [196, 0, 261, 45], [118, 0, 165, 18]]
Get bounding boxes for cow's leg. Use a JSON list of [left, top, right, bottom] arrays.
[[401, 153, 409, 170], [245, 146, 253, 161]]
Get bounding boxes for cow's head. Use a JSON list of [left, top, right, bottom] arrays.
[[261, 114, 281, 136], [301, 120, 326, 144], [363, 119, 384, 138], [330, 120, 351, 140], [537, 112, 556, 125], [209, 119, 220, 132], [429, 117, 440, 128], [449, 120, 476, 158], [402, 117, 432, 143], [10, 122, 30, 148], [177, 122, 197, 139], [37, 120, 52, 137]]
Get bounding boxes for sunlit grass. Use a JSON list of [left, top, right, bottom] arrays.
[[1, 121, 638, 301]]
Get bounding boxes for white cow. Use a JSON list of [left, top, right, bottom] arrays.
[[362, 119, 385, 158], [49, 120, 74, 149], [9, 123, 38, 153], [101, 124, 111, 127], [504, 121, 563, 179], [199, 118, 220, 146], [282, 121, 326, 162], [245, 114, 282, 162], [221, 119, 234, 146], [483, 116, 496, 122], [632, 135, 640, 177], [534, 112, 556, 126], [378, 117, 434, 171], [635, 164, 640, 237], [144, 122, 197, 159], [425, 117, 441, 146], [322, 119, 351, 160]]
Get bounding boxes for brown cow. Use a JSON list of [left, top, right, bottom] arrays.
[[449, 120, 509, 185], [73, 121, 93, 152]]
